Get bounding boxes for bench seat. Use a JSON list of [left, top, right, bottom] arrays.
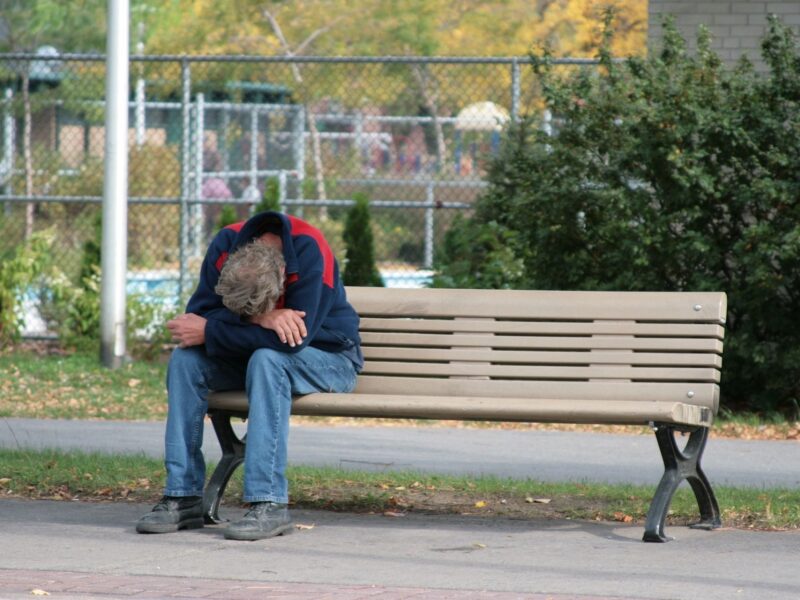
[[210, 391, 713, 427], [204, 286, 727, 542]]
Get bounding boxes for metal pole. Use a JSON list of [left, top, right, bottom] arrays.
[[249, 106, 258, 191], [543, 109, 553, 136], [3, 88, 14, 214], [424, 182, 434, 269], [278, 169, 287, 212], [221, 106, 230, 189], [194, 92, 205, 256], [134, 77, 145, 146], [100, 0, 130, 368], [511, 58, 521, 122], [178, 58, 191, 300], [294, 105, 306, 217]]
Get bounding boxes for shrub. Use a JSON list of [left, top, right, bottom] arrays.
[[435, 16, 800, 414], [254, 177, 281, 213], [39, 265, 175, 355], [342, 193, 384, 287], [0, 232, 52, 343], [216, 204, 239, 230]]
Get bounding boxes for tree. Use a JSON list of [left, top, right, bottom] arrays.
[[262, 7, 337, 213], [254, 177, 281, 213], [342, 193, 383, 287], [0, 0, 110, 238], [216, 204, 238, 230], [436, 15, 800, 415], [0, 1, 108, 54]]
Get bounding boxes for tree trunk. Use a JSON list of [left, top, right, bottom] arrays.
[[412, 64, 449, 176], [306, 108, 327, 218]]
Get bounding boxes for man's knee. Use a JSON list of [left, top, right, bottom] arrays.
[[247, 348, 288, 375], [167, 347, 207, 385]]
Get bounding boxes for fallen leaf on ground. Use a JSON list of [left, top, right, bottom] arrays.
[[613, 512, 634, 523], [474, 501, 487, 508], [30, 590, 50, 596], [383, 510, 406, 517]]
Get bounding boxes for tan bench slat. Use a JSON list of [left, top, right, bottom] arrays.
[[360, 361, 721, 382], [361, 332, 724, 353], [353, 376, 719, 410], [360, 318, 725, 339], [208, 391, 712, 427], [362, 347, 722, 367], [348, 287, 726, 323]]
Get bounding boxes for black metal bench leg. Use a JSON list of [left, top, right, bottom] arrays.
[[643, 424, 721, 543], [203, 412, 246, 524]]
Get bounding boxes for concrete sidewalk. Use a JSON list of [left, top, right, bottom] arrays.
[[1, 498, 799, 600], [3, 418, 800, 598]]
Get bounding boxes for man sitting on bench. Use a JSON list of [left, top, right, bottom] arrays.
[[136, 211, 363, 540]]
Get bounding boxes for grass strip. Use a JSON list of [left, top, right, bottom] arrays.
[[1, 448, 799, 531], [0, 351, 166, 421]]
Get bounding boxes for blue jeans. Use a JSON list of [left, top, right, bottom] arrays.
[[163, 345, 358, 503]]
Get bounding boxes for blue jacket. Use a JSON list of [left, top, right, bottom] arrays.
[[185, 211, 363, 370]]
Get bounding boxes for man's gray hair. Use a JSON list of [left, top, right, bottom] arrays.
[[215, 242, 286, 317]]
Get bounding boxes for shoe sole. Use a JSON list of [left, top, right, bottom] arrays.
[[136, 517, 204, 534], [223, 522, 294, 541]]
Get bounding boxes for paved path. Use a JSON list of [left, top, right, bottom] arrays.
[[3, 418, 800, 599], [2, 417, 800, 488], [1, 499, 799, 600]]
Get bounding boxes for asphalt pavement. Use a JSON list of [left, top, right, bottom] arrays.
[[1, 417, 800, 599], [2, 416, 800, 488]]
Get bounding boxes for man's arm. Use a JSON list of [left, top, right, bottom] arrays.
[[202, 267, 330, 357], [167, 308, 307, 349], [250, 308, 307, 347]]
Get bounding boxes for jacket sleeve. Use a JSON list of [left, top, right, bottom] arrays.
[[202, 240, 334, 358]]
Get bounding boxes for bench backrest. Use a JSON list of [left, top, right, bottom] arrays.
[[348, 287, 726, 416]]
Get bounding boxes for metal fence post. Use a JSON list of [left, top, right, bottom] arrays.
[[134, 75, 146, 146], [179, 58, 192, 301], [249, 105, 258, 194], [278, 169, 287, 213], [293, 104, 306, 217], [193, 92, 205, 257], [511, 58, 521, 122], [2, 88, 13, 213], [424, 182, 434, 269]]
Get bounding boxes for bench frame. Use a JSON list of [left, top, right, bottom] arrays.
[[201, 287, 726, 543]]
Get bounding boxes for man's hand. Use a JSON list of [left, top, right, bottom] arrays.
[[167, 313, 207, 348], [251, 308, 307, 347]]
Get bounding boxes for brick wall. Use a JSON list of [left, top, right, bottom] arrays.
[[648, 1, 800, 68]]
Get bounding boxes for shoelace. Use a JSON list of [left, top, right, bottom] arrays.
[[243, 502, 276, 518], [152, 498, 172, 511]]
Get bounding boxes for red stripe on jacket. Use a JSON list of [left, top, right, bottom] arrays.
[[288, 216, 334, 288]]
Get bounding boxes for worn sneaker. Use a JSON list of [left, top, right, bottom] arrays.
[[223, 502, 294, 541], [135, 495, 204, 534]]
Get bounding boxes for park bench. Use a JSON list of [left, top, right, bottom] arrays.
[[205, 286, 727, 542]]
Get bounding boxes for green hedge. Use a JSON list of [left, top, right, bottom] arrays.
[[434, 16, 800, 415]]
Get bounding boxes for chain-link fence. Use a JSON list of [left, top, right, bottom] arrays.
[[0, 53, 596, 338]]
